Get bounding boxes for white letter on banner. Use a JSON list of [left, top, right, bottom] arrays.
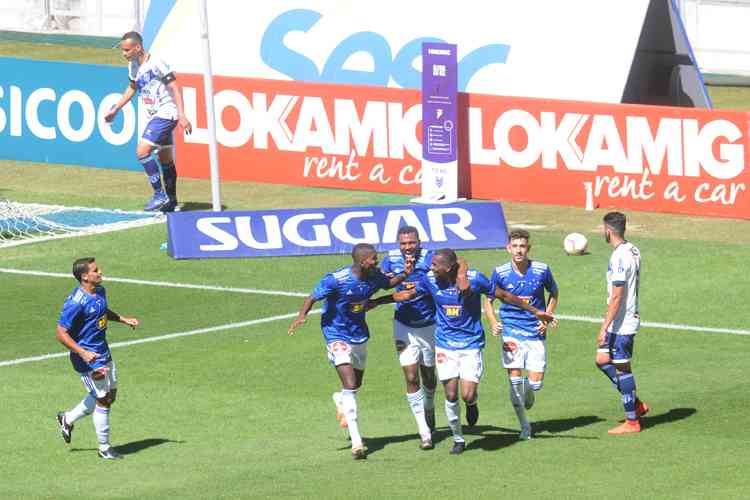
[[381, 210, 429, 243], [283, 213, 332, 247], [235, 216, 283, 249], [98, 94, 135, 146], [214, 90, 253, 147], [11, 86, 22, 136], [197, 217, 238, 251], [625, 116, 682, 176], [57, 90, 95, 142], [25, 88, 56, 139], [333, 99, 388, 158], [698, 120, 743, 180], [292, 96, 335, 153], [426, 208, 476, 242], [330, 211, 378, 244], [583, 115, 631, 173], [495, 109, 541, 168]]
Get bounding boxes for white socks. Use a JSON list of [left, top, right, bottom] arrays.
[[341, 389, 362, 448], [65, 394, 95, 424], [423, 386, 436, 413], [92, 405, 111, 451], [444, 399, 464, 443], [509, 376, 529, 430], [407, 388, 431, 439]]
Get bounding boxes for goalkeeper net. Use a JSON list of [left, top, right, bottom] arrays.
[[0, 199, 164, 248]]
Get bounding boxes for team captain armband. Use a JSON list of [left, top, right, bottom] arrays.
[[161, 72, 176, 84]]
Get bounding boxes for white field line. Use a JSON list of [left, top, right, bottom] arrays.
[[0, 310, 321, 368]]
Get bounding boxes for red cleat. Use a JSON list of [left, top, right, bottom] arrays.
[[608, 419, 641, 435], [636, 399, 650, 418]]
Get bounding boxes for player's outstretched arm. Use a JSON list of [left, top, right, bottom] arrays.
[[392, 289, 417, 303], [386, 255, 415, 288], [482, 296, 502, 336], [366, 294, 395, 310], [288, 295, 317, 336], [55, 325, 98, 364], [106, 308, 139, 329], [495, 288, 554, 323], [104, 83, 137, 123]]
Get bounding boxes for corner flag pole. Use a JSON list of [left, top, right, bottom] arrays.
[[199, 0, 221, 211]]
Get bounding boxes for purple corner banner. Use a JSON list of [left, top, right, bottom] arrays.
[[166, 202, 508, 259], [422, 42, 458, 164]]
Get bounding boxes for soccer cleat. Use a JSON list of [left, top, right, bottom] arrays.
[[159, 199, 179, 213], [608, 420, 641, 435], [635, 399, 650, 419], [523, 379, 535, 410], [420, 436, 434, 450], [97, 448, 123, 460], [351, 445, 366, 460], [56, 412, 73, 444], [449, 441, 466, 455], [332, 392, 348, 429], [519, 425, 533, 440], [144, 191, 169, 211], [425, 408, 436, 432], [466, 403, 479, 427]]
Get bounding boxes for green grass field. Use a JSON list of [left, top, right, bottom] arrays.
[[1, 36, 749, 500]]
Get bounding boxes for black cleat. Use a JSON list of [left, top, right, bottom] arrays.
[[449, 441, 465, 455], [56, 412, 73, 444], [426, 408, 436, 432], [466, 403, 479, 427], [159, 200, 180, 213], [97, 448, 123, 460]]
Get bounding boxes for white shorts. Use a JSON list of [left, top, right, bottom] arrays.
[[80, 360, 117, 399], [394, 320, 436, 367], [501, 337, 547, 373], [435, 347, 484, 383], [327, 340, 367, 370]]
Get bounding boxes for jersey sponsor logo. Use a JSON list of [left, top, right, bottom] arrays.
[[503, 340, 519, 353], [436, 352, 447, 364], [442, 304, 461, 317], [403, 281, 416, 289], [97, 316, 107, 330], [350, 302, 365, 313]]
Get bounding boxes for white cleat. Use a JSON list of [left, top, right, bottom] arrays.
[[519, 425, 533, 440]]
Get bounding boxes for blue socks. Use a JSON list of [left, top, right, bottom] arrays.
[[617, 372, 637, 420], [138, 155, 163, 192]]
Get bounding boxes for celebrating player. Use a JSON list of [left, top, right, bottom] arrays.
[[105, 31, 192, 212], [379, 226, 437, 450], [55, 257, 139, 460], [596, 212, 649, 434], [483, 229, 559, 440], [288, 243, 412, 460]]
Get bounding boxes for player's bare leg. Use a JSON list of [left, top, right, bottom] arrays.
[[335, 364, 366, 458], [443, 378, 465, 454]]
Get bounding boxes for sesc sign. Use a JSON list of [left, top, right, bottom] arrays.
[[166, 203, 507, 259]]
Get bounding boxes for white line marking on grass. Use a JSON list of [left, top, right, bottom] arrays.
[[0, 310, 320, 368], [557, 314, 750, 336], [0, 268, 307, 297]]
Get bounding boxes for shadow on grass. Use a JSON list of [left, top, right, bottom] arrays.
[[641, 407, 696, 429], [71, 437, 185, 455], [179, 201, 226, 212]]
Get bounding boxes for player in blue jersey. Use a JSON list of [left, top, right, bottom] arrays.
[[596, 212, 649, 435], [391, 249, 554, 454], [288, 243, 413, 459], [379, 226, 437, 450], [105, 31, 192, 212], [483, 229, 559, 440], [55, 257, 139, 460]]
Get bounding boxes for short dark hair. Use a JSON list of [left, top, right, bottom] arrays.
[[72, 257, 95, 282], [121, 31, 143, 45], [397, 225, 419, 238], [433, 248, 457, 268], [603, 211, 626, 237], [508, 229, 530, 242], [351, 243, 376, 262]]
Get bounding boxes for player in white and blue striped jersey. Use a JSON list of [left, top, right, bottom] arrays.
[[288, 243, 412, 459], [55, 257, 139, 460], [596, 212, 649, 435], [380, 226, 437, 450], [484, 229, 559, 440]]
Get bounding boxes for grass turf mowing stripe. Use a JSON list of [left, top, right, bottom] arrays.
[[0, 310, 320, 368], [2, 267, 748, 336]]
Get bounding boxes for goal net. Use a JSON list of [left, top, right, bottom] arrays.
[[0, 199, 164, 248]]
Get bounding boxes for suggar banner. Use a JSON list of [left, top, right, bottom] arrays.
[[166, 202, 508, 259], [176, 75, 749, 219]]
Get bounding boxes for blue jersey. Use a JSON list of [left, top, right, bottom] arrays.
[[58, 286, 111, 373], [312, 265, 390, 345], [415, 269, 492, 350], [490, 260, 558, 341], [381, 248, 436, 328]]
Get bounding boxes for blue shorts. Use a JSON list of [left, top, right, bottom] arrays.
[[142, 117, 177, 147], [598, 332, 635, 363]]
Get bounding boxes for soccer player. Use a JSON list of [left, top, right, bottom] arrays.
[[483, 229, 559, 440], [55, 257, 139, 460], [390, 249, 553, 454], [380, 226, 437, 450], [104, 31, 192, 212], [288, 243, 412, 460], [596, 212, 649, 435]]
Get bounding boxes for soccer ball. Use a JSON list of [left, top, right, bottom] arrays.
[[563, 233, 588, 255]]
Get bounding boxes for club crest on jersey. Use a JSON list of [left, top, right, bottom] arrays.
[[350, 302, 365, 313], [436, 352, 447, 364], [503, 341, 519, 353], [97, 316, 107, 329], [403, 281, 415, 289], [442, 304, 461, 317]]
